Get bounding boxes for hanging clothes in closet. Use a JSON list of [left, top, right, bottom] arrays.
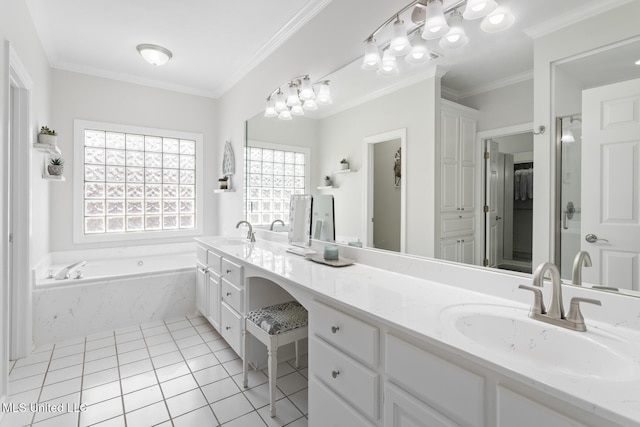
[[514, 163, 533, 200]]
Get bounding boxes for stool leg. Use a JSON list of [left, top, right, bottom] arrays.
[[242, 319, 248, 389], [268, 336, 278, 418], [294, 340, 300, 369]]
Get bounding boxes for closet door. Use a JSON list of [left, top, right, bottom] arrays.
[[441, 111, 460, 213], [459, 117, 476, 212]]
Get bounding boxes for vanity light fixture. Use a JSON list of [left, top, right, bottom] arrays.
[[635, 59, 640, 65], [361, 0, 515, 75], [264, 76, 331, 120], [136, 44, 172, 66], [561, 116, 582, 143]]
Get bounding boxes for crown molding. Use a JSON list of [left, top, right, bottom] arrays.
[[523, 0, 634, 40], [452, 70, 534, 100], [212, 0, 334, 97]]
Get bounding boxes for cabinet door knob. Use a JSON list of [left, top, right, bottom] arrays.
[[330, 326, 340, 334], [331, 370, 340, 379], [225, 326, 231, 330], [226, 269, 232, 274], [226, 292, 232, 296]]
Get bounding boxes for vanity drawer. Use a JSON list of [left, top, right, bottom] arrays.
[[309, 377, 375, 427], [441, 213, 475, 238], [385, 334, 484, 427], [196, 244, 208, 265], [310, 336, 379, 420], [220, 302, 242, 356], [207, 250, 221, 274], [221, 258, 243, 287], [221, 277, 244, 313], [311, 301, 378, 367]]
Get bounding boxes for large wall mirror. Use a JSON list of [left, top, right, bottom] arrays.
[[245, 1, 640, 297]]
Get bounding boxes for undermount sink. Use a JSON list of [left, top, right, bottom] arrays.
[[439, 303, 640, 381]]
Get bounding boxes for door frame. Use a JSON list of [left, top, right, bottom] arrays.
[[362, 128, 406, 252], [5, 41, 33, 360], [477, 122, 533, 267]]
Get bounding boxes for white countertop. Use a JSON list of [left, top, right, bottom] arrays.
[[196, 235, 640, 426]]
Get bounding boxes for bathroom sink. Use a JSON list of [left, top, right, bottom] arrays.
[[439, 303, 640, 381]]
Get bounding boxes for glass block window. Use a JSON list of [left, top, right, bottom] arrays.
[[82, 129, 197, 235], [245, 144, 308, 226]]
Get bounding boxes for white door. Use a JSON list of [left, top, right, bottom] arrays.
[[485, 140, 500, 267], [582, 78, 640, 290]]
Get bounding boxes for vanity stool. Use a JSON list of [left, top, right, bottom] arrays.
[[242, 300, 308, 417]]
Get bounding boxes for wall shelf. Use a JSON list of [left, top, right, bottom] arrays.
[[33, 143, 61, 154], [317, 185, 336, 190], [333, 168, 356, 174], [43, 174, 65, 182]]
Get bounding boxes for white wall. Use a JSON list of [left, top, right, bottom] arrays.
[[318, 76, 441, 257], [0, 0, 53, 409], [50, 70, 218, 252], [532, 1, 640, 268], [457, 79, 534, 131]]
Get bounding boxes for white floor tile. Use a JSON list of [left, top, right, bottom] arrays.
[[120, 371, 158, 394], [186, 353, 219, 372], [85, 336, 115, 351], [115, 330, 143, 345], [32, 410, 79, 426], [44, 363, 83, 386], [85, 345, 117, 362], [40, 376, 82, 402], [115, 324, 142, 335], [202, 377, 242, 403], [193, 364, 229, 387], [89, 415, 126, 426], [86, 330, 115, 342], [172, 327, 199, 341], [79, 396, 123, 427], [147, 341, 178, 357], [48, 353, 84, 371], [81, 380, 122, 405], [175, 334, 204, 349], [189, 316, 209, 326], [144, 332, 173, 347], [13, 350, 52, 368], [207, 338, 231, 352], [151, 351, 183, 369], [115, 338, 146, 354], [155, 361, 190, 383], [141, 324, 167, 336], [210, 393, 254, 424], [124, 400, 170, 427], [165, 388, 208, 418], [119, 358, 154, 379], [242, 382, 285, 410], [232, 369, 268, 390], [222, 410, 268, 427], [160, 374, 199, 398], [51, 343, 85, 360], [181, 343, 211, 360], [82, 368, 119, 390], [122, 384, 163, 412], [9, 373, 46, 395], [34, 392, 81, 422], [215, 348, 239, 364], [84, 355, 118, 375], [288, 388, 308, 415], [9, 361, 50, 381], [166, 319, 191, 331], [222, 359, 244, 376], [117, 348, 149, 365], [275, 372, 307, 396], [286, 416, 309, 427], [257, 397, 304, 427], [172, 405, 219, 427], [0, 407, 33, 427]]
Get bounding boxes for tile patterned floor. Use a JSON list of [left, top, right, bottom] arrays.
[[1, 315, 308, 427]]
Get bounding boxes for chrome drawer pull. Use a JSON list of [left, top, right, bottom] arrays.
[[331, 326, 340, 334], [331, 370, 340, 379]]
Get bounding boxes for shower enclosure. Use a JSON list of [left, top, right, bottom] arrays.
[[555, 114, 583, 280]]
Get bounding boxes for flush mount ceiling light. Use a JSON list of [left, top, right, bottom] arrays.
[[264, 76, 331, 120], [136, 44, 173, 66], [361, 0, 515, 76]]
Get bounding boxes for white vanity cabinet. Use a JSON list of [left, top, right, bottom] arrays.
[[195, 262, 209, 317], [440, 235, 475, 264], [219, 257, 244, 356], [309, 300, 380, 425]]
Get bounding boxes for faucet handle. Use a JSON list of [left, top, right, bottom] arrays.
[[518, 285, 546, 315], [566, 297, 601, 331]]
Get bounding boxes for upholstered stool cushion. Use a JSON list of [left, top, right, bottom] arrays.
[[247, 301, 308, 335]]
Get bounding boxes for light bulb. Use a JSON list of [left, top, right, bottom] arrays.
[[264, 98, 277, 118], [439, 12, 468, 50], [389, 17, 411, 56], [291, 105, 305, 116], [406, 36, 431, 64], [316, 82, 332, 105], [286, 84, 301, 107], [299, 76, 315, 100], [362, 38, 381, 70], [303, 99, 318, 111], [462, 0, 497, 20], [377, 50, 399, 76], [278, 109, 292, 120], [481, 0, 514, 33], [274, 90, 287, 113], [422, 0, 449, 40]]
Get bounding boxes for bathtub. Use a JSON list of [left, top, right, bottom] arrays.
[[33, 243, 197, 344]]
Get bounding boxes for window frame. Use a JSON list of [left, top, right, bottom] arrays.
[[245, 140, 311, 226], [73, 119, 204, 244]]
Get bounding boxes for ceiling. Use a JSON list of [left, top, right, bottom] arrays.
[[25, 0, 331, 98], [26, 0, 631, 102]]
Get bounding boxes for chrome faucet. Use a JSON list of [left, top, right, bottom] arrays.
[[269, 219, 285, 231], [519, 262, 601, 332], [54, 261, 87, 280], [572, 251, 592, 287], [236, 220, 255, 242]]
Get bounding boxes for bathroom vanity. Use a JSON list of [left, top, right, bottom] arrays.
[[195, 233, 640, 427]]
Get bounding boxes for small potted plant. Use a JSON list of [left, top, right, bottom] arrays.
[[38, 126, 57, 146], [48, 157, 64, 176], [340, 158, 349, 170], [323, 175, 332, 186], [218, 176, 229, 190]]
